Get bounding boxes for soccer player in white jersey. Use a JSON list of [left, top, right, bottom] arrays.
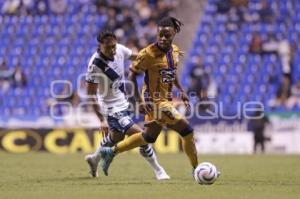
[[84, 30, 170, 180]]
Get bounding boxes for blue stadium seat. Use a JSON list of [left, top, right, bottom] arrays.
[[184, 0, 300, 115]]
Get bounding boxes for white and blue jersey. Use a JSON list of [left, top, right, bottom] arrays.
[[86, 43, 132, 115], [86, 44, 134, 133]]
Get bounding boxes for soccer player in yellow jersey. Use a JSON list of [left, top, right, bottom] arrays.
[[100, 17, 199, 179]]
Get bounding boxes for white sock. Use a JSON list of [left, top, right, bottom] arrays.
[[139, 145, 162, 171]]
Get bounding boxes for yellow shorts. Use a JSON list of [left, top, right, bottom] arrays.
[[144, 102, 183, 126]]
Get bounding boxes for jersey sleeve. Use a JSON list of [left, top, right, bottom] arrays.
[[118, 44, 132, 60], [85, 58, 102, 84], [130, 49, 148, 73]]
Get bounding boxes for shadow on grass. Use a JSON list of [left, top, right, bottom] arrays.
[[217, 179, 300, 186], [27, 176, 194, 186]]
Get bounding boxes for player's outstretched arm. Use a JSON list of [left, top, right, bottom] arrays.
[[87, 82, 109, 135]]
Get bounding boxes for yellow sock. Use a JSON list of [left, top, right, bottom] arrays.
[[181, 133, 198, 168], [113, 133, 147, 154]]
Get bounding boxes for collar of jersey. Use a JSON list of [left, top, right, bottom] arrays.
[[97, 49, 114, 62], [155, 42, 173, 54], [146, 43, 173, 57]]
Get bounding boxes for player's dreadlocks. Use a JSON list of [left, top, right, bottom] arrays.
[[158, 16, 183, 33], [97, 30, 116, 43]]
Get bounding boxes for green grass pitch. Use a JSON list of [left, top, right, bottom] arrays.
[[0, 152, 299, 199]]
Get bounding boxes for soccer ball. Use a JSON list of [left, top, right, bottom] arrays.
[[193, 162, 220, 185]]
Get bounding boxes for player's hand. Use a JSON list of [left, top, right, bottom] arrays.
[[179, 51, 185, 57], [139, 101, 153, 115], [100, 120, 109, 137], [181, 92, 190, 111]]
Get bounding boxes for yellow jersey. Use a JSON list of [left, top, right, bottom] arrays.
[[130, 43, 181, 104]]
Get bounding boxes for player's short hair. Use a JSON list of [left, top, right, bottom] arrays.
[[158, 16, 183, 33], [97, 30, 117, 43]]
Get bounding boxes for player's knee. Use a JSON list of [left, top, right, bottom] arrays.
[[111, 132, 125, 143], [142, 132, 157, 143], [178, 125, 194, 137]]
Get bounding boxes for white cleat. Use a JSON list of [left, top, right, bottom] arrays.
[[155, 168, 171, 180], [85, 154, 99, 178]]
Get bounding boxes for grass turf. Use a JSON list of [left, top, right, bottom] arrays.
[[0, 152, 299, 199]]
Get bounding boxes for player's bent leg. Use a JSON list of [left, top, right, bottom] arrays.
[[168, 119, 198, 169], [113, 121, 162, 154], [98, 133, 143, 176], [98, 111, 136, 176], [99, 122, 163, 176]]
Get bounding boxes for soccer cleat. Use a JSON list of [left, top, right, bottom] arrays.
[[192, 168, 195, 180], [217, 171, 221, 178], [99, 147, 115, 176], [85, 154, 99, 178], [154, 167, 170, 180]]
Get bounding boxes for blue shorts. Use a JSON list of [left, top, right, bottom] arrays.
[[107, 110, 134, 134]]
